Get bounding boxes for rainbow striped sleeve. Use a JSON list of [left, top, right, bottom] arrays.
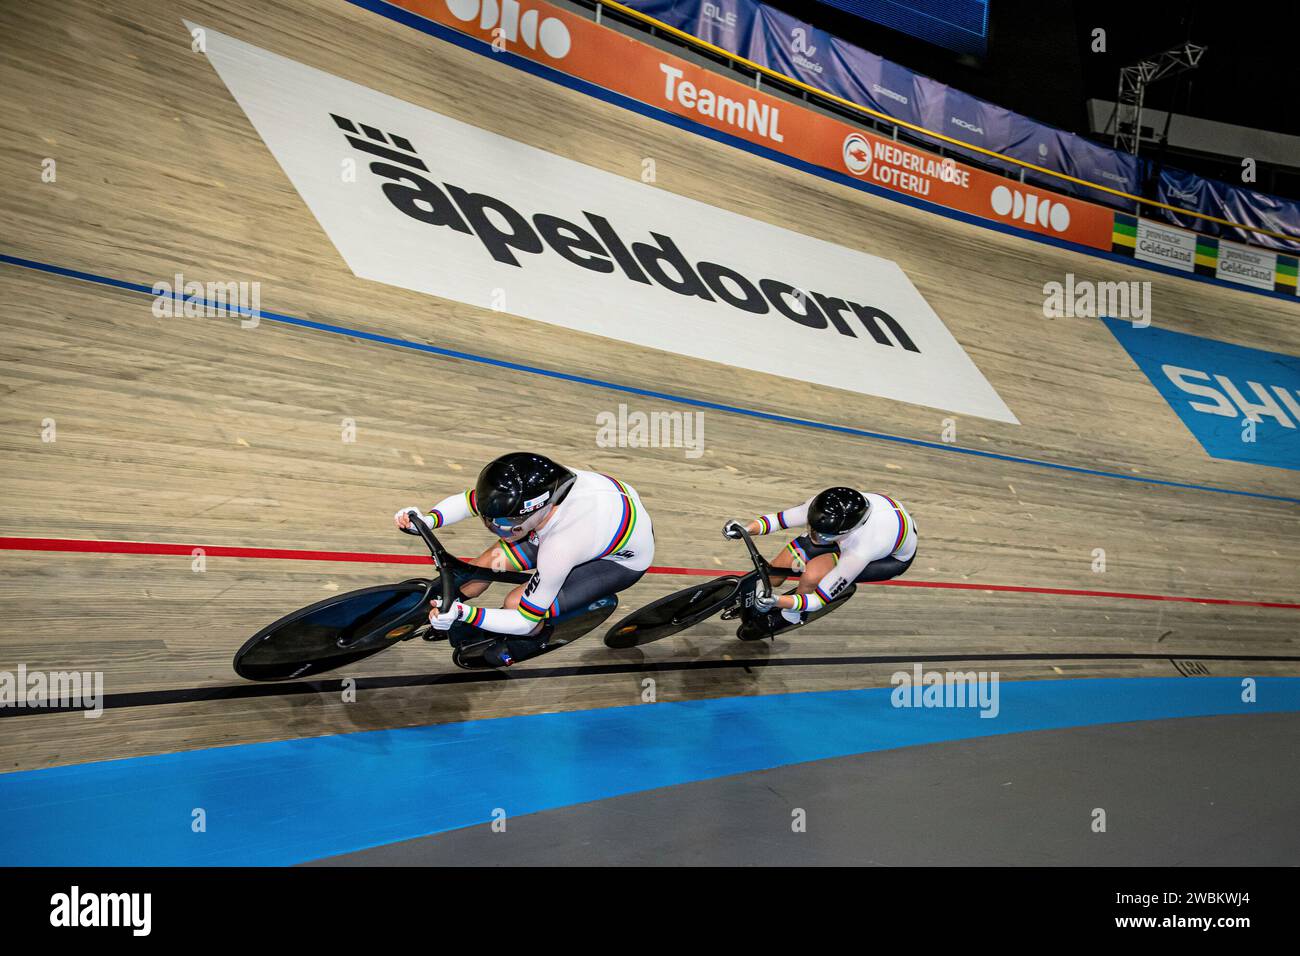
[[879, 495, 912, 554], [597, 475, 637, 557], [424, 489, 479, 529], [517, 594, 554, 624], [498, 538, 535, 571]]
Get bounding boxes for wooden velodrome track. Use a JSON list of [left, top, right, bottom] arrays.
[[1, 0, 1297, 773]]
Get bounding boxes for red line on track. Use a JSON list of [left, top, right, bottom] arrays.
[[2, 536, 1297, 610]]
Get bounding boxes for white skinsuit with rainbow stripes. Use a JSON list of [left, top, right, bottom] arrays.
[[756, 492, 917, 613], [424, 470, 653, 636]]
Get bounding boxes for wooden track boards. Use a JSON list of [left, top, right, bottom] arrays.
[[0, 0, 1296, 770]]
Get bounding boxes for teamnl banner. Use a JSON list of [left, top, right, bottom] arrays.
[[1156, 167, 1300, 254], [628, 0, 1143, 206], [196, 22, 1020, 423], [366, 0, 1115, 251]]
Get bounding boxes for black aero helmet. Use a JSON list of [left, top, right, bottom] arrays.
[[475, 452, 577, 541], [807, 487, 868, 544]]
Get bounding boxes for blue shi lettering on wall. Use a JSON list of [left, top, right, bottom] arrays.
[[1104, 318, 1300, 471]]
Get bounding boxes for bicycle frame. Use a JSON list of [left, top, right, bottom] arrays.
[[336, 513, 531, 649]]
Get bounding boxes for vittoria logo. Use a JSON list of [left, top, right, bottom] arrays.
[[989, 185, 1071, 233], [444, 0, 571, 59], [790, 27, 817, 57], [790, 27, 823, 73]]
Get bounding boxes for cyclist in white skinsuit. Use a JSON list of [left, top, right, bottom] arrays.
[[395, 452, 653, 665], [724, 487, 916, 635]]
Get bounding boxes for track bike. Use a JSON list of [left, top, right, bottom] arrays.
[[604, 526, 854, 648], [233, 513, 619, 680]]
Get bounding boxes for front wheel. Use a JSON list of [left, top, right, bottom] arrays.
[[233, 582, 431, 681], [604, 576, 741, 648]]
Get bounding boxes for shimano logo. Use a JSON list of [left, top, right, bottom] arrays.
[[444, 0, 571, 58], [872, 84, 909, 105], [990, 184, 1071, 232], [950, 116, 984, 136], [1165, 366, 1300, 430]]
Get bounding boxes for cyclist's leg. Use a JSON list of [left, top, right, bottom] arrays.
[[852, 550, 916, 583], [550, 558, 645, 614], [484, 559, 643, 666], [779, 534, 840, 595]]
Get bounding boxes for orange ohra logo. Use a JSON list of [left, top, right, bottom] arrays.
[[444, 0, 572, 59]]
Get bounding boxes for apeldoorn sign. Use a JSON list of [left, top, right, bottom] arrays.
[[195, 23, 1018, 423]]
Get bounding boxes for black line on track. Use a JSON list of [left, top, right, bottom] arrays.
[[4, 651, 1299, 717]]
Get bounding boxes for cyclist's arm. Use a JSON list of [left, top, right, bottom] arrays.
[[424, 489, 479, 528], [751, 498, 812, 535], [453, 538, 579, 636], [775, 523, 893, 613]]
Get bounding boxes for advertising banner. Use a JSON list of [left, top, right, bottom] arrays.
[[630, 0, 1297, 257], [1113, 215, 1296, 294], [1156, 167, 1300, 254], [373, 0, 1116, 251], [1129, 219, 1201, 273], [1216, 240, 1278, 292], [197, 22, 1020, 423], [1105, 319, 1300, 471]]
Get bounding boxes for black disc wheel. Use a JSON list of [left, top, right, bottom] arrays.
[[233, 582, 431, 681], [604, 576, 741, 648]]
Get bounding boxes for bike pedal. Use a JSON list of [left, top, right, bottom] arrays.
[[416, 624, 445, 642]]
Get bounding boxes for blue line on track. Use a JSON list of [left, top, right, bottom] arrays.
[[1, 677, 1296, 865], [3, 251, 1297, 504]]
